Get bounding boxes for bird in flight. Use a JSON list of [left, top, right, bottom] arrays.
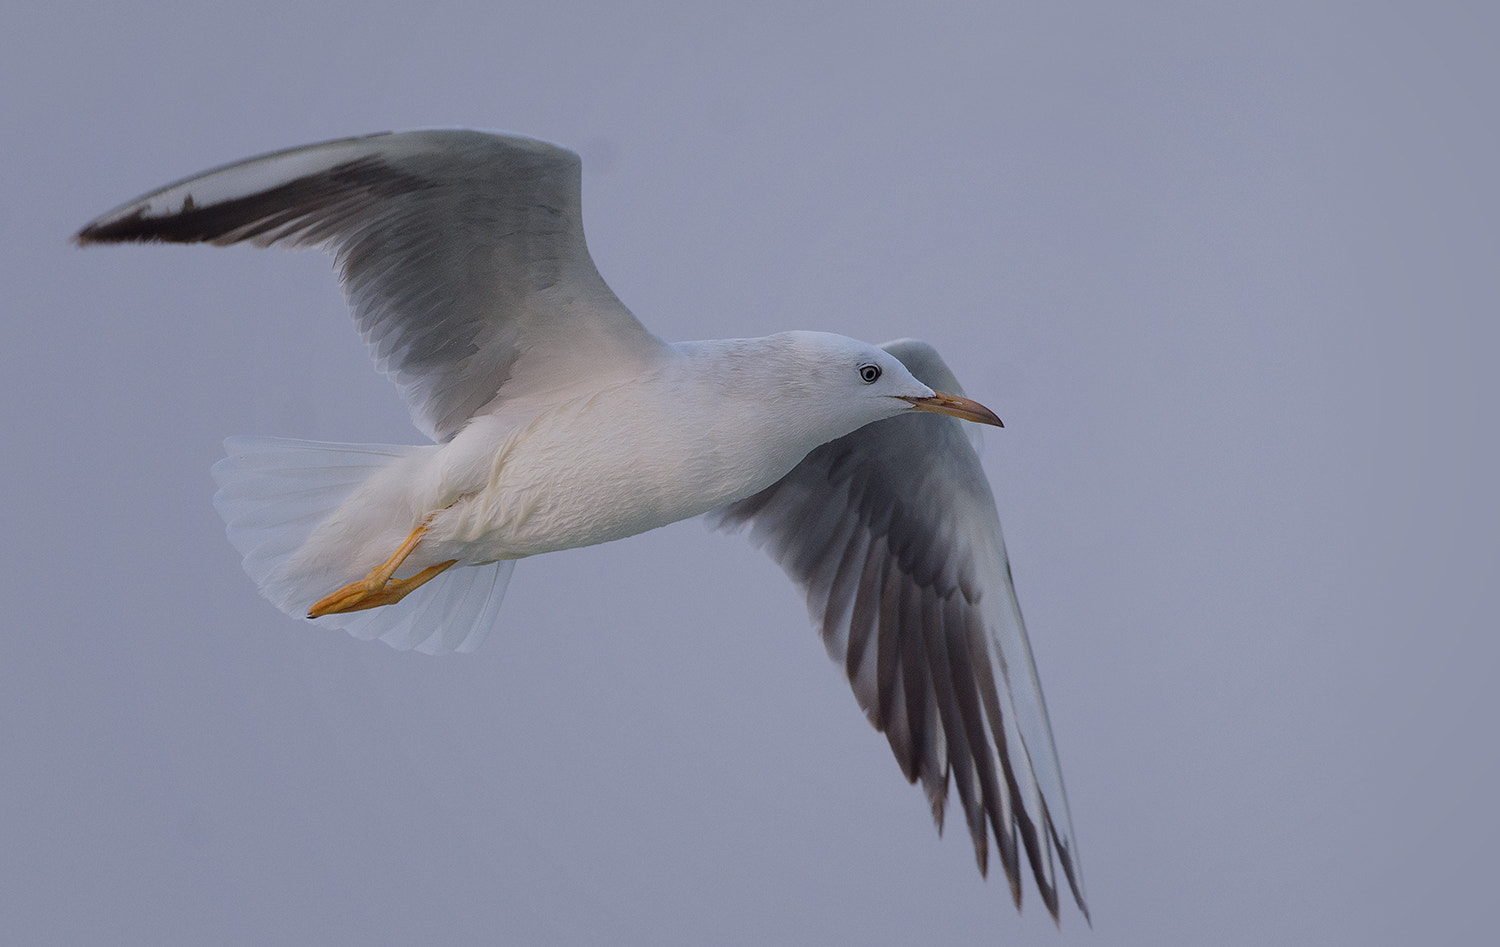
[[76, 129, 1087, 922]]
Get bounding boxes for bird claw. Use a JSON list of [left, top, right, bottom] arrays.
[[306, 521, 455, 617]]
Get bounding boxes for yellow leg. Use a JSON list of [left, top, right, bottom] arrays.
[[307, 521, 458, 618], [316, 560, 458, 614]]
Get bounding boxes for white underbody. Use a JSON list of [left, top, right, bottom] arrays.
[[284, 337, 917, 592]]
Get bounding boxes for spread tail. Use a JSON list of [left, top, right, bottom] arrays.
[[210, 436, 513, 654]]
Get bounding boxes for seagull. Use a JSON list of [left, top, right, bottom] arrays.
[[75, 129, 1087, 922]]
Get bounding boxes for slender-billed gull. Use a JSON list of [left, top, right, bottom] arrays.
[[76, 129, 1087, 921]]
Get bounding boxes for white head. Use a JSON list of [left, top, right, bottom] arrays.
[[758, 331, 1003, 446], [664, 331, 1002, 504]]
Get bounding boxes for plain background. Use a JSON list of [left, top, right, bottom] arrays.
[[3, 2, 1495, 944]]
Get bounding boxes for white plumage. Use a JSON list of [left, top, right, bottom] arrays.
[[77, 129, 1087, 922]]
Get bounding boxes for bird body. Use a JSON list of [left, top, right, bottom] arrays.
[[429, 334, 927, 554], [284, 332, 945, 598], [77, 129, 1088, 922]]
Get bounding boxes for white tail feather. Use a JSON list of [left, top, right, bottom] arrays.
[[211, 436, 513, 655]]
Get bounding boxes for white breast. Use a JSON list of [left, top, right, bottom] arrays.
[[421, 369, 817, 563]]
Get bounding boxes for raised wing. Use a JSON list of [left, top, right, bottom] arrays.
[[76, 130, 666, 441], [711, 339, 1088, 922]]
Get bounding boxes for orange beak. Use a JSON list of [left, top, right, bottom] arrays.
[[898, 391, 1004, 427]]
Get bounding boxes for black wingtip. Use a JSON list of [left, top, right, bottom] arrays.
[[74, 208, 160, 247]]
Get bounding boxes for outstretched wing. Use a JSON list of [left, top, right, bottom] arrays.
[[76, 129, 666, 441], [710, 339, 1087, 922]]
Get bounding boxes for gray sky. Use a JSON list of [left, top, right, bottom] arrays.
[[3, 2, 1495, 944]]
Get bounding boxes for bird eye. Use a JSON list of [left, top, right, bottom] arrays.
[[858, 363, 882, 384]]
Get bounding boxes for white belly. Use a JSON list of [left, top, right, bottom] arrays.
[[419, 383, 813, 564]]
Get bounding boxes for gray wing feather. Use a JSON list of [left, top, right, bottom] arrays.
[[710, 339, 1088, 922], [76, 130, 664, 441]]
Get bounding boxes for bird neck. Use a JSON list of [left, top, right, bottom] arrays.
[[664, 336, 871, 487]]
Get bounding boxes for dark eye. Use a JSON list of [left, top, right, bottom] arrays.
[[858, 363, 882, 384]]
